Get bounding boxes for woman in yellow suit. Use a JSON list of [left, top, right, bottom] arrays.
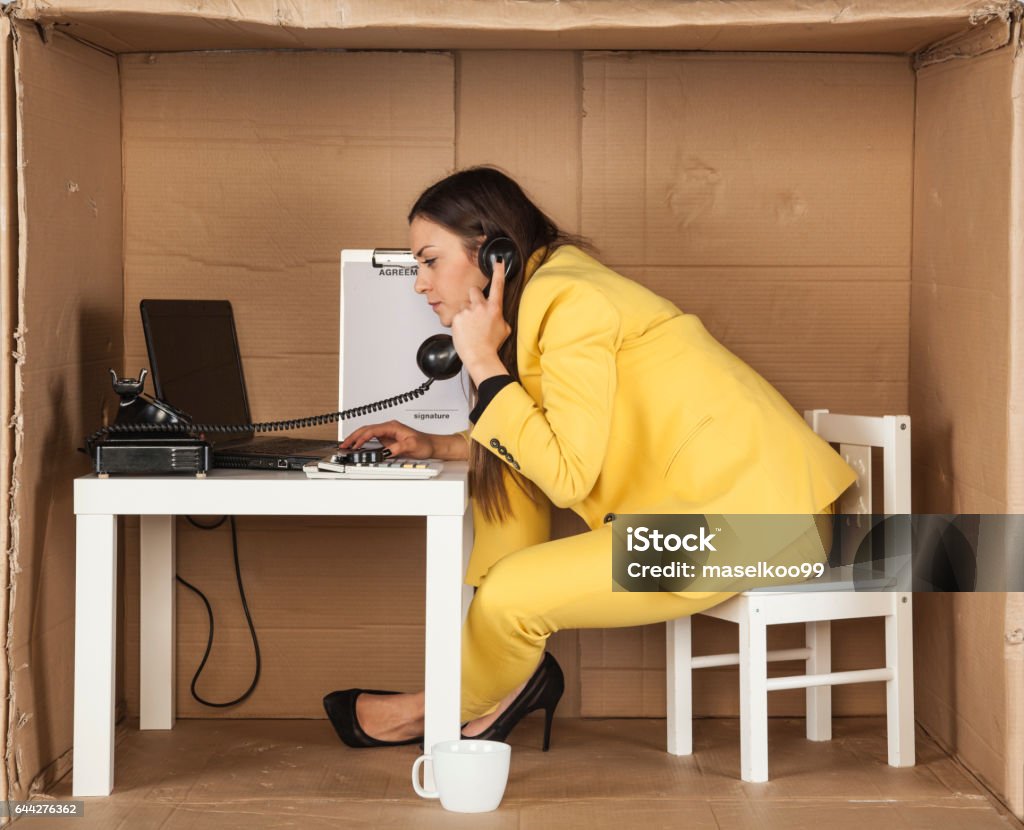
[[324, 166, 856, 750]]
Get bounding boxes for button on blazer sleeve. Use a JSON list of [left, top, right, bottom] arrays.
[[469, 280, 622, 509]]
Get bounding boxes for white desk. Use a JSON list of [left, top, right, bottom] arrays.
[[72, 463, 471, 797]]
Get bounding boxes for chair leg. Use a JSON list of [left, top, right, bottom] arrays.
[[739, 603, 769, 782], [666, 617, 693, 755], [885, 593, 916, 766], [805, 620, 832, 741]]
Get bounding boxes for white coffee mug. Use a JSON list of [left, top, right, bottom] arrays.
[[411, 740, 511, 812]]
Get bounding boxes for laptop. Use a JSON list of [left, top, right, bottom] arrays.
[[140, 299, 340, 471]]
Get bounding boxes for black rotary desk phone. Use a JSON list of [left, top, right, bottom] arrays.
[[87, 236, 520, 475]]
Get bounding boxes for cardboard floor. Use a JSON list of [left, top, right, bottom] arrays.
[[28, 717, 1024, 829]]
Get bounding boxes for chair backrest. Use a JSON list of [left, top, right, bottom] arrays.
[[804, 410, 911, 514], [804, 410, 912, 587]]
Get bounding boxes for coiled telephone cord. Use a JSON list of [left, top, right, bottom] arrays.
[[85, 377, 435, 451]]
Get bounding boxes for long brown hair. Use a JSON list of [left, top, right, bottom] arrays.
[[408, 166, 586, 522]]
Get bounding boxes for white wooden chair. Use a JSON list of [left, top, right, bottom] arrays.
[[665, 410, 915, 782]]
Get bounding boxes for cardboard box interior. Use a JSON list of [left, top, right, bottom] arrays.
[[0, 0, 1021, 818]]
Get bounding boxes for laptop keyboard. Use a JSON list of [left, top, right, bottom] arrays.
[[246, 436, 336, 454]]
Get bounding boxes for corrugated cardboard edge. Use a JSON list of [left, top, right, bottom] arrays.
[[0, 12, 26, 808], [5, 0, 1009, 31], [1007, 9, 1024, 822], [0, 0, 1009, 53], [0, 12, 15, 820], [914, 2, 1022, 68], [9, 20, 122, 799]]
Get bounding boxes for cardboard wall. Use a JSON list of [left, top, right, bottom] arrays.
[[116, 41, 1022, 811], [913, 48, 1014, 515], [6, 22, 122, 800], [911, 35, 1023, 813], [114, 48, 924, 724]]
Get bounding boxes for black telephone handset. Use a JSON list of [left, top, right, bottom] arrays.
[[416, 334, 463, 381], [478, 235, 520, 297], [417, 235, 520, 379]]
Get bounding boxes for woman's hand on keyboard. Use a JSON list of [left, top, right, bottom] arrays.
[[340, 420, 467, 461]]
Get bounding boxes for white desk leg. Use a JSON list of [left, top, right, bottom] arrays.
[[140, 516, 176, 730], [423, 514, 465, 790], [73, 514, 118, 797]]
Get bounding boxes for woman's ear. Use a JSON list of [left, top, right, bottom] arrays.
[[472, 235, 487, 261]]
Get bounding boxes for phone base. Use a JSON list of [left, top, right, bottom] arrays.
[[93, 436, 212, 476]]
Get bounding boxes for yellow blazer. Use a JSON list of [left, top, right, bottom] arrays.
[[466, 245, 856, 582]]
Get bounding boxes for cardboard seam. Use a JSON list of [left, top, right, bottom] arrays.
[[919, 716, 1024, 825], [1009, 0, 1024, 507], [452, 49, 461, 170], [47, 22, 116, 59], [573, 50, 583, 236], [908, 58, 918, 483], [23, 747, 72, 800], [120, 47, 455, 58], [117, 50, 126, 383], [116, 45, 127, 737]]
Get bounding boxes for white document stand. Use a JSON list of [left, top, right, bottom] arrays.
[[339, 249, 470, 436], [72, 464, 471, 797]]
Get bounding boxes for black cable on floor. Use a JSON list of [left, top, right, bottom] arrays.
[[176, 515, 261, 707]]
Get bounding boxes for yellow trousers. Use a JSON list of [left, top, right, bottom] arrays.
[[460, 476, 733, 721], [460, 473, 834, 721]]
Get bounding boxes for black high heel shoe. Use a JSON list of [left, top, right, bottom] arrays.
[[322, 689, 423, 748], [462, 652, 564, 751]]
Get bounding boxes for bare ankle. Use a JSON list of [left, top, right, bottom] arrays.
[[356, 691, 424, 741]]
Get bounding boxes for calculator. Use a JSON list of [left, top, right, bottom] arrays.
[[304, 456, 443, 480]]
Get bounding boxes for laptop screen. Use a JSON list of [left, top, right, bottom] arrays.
[[140, 299, 253, 441]]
